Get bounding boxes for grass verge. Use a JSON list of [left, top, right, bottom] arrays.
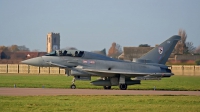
[[0, 95, 200, 112], [0, 74, 200, 91]]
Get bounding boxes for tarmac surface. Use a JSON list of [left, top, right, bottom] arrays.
[[0, 88, 200, 96]]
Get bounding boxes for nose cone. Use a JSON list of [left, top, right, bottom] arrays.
[[21, 57, 44, 66]]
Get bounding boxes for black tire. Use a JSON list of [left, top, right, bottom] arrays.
[[107, 86, 111, 89], [119, 84, 127, 90], [70, 84, 76, 89], [103, 86, 111, 90]]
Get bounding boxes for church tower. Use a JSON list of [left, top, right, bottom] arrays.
[[46, 32, 60, 53]]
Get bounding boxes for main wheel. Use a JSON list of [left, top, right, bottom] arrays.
[[103, 86, 111, 90], [119, 84, 127, 90], [70, 84, 76, 89], [107, 86, 111, 89]]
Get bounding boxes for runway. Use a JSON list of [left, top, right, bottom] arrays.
[[0, 88, 199, 96]]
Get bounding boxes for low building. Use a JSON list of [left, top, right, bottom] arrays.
[[123, 47, 154, 61], [0, 51, 47, 64], [175, 55, 200, 61]]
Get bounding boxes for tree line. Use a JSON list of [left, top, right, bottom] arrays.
[[1, 29, 199, 55], [0, 45, 30, 52]]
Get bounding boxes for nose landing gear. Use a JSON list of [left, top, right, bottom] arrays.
[[70, 77, 76, 89]]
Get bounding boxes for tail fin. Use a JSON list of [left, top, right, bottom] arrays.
[[139, 35, 181, 64]]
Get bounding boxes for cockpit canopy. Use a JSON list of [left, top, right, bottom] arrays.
[[45, 50, 84, 57], [45, 49, 120, 61]]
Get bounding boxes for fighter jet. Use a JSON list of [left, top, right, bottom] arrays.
[[21, 35, 181, 90]]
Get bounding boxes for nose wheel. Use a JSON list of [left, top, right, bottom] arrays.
[[70, 84, 76, 89], [70, 77, 76, 89], [103, 86, 111, 90]]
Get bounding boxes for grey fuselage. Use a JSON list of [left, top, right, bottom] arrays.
[[40, 55, 171, 78]]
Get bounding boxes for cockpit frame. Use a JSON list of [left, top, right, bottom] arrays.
[[45, 50, 84, 57]]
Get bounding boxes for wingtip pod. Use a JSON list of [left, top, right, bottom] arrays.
[[139, 35, 181, 64]]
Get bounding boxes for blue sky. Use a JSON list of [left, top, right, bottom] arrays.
[[0, 0, 200, 52]]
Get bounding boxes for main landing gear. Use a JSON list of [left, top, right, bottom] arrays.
[[119, 75, 127, 90], [70, 77, 76, 89], [119, 84, 127, 90]]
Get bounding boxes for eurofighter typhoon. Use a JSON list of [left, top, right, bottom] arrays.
[[21, 35, 181, 90]]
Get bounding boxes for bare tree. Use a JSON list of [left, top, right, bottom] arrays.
[[174, 29, 187, 54], [115, 43, 123, 54], [185, 42, 196, 54], [0, 46, 9, 52], [17, 45, 30, 51], [108, 42, 123, 58], [8, 45, 19, 52], [195, 46, 200, 54]]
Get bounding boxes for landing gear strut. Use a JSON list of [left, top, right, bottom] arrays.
[[119, 75, 127, 90], [102, 77, 111, 90], [119, 84, 127, 90], [70, 77, 76, 89]]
